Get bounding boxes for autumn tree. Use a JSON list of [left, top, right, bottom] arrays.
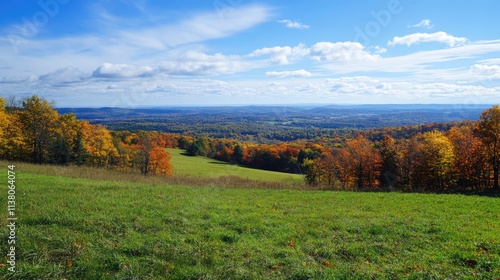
[[378, 135, 400, 190], [50, 113, 86, 164], [332, 148, 354, 190], [18, 95, 59, 164], [215, 142, 234, 162], [420, 131, 455, 191], [346, 135, 381, 190], [318, 151, 337, 189], [80, 122, 119, 167], [0, 98, 10, 158], [147, 146, 173, 176], [303, 158, 322, 187], [136, 135, 172, 176], [447, 126, 489, 191], [474, 105, 500, 190], [398, 136, 426, 191]]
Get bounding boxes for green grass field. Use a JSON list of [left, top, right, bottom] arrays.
[[167, 148, 304, 185], [1, 164, 499, 279]]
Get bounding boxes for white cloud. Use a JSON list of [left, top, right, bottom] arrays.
[[277, 19, 310, 29], [249, 44, 310, 64], [39, 67, 90, 85], [324, 76, 499, 101], [249, 41, 380, 65], [373, 46, 387, 54], [0, 75, 38, 84], [409, 19, 434, 29], [0, 4, 273, 73], [149, 4, 272, 47], [93, 63, 155, 78], [89, 51, 252, 79], [265, 69, 312, 78], [319, 40, 500, 79], [310, 42, 380, 62], [388, 31, 468, 47], [470, 64, 500, 79], [158, 51, 248, 76]]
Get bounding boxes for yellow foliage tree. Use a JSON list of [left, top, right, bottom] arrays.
[[421, 131, 455, 190], [17, 95, 59, 163], [80, 122, 119, 167], [0, 98, 9, 158]]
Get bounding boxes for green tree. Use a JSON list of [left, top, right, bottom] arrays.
[[187, 137, 214, 157], [303, 158, 321, 187], [233, 144, 244, 164], [379, 135, 399, 190]]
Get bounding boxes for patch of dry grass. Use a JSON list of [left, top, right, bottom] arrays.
[[5, 161, 309, 190]]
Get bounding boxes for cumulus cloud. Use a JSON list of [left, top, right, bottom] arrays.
[[90, 51, 248, 78], [249, 44, 310, 64], [409, 19, 433, 29], [388, 31, 468, 47], [92, 63, 155, 78], [310, 42, 380, 62], [249, 41, 381, 65], [265, 69, 312, 78], [277, 19, 310, 29]]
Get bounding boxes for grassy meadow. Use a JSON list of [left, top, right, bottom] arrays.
[[166, 148, 304, 185], [0, 162, 499, 279]]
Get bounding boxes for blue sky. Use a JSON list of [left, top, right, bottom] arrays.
[[1, 0, 500, 107]]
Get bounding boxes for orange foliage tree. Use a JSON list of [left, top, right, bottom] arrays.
[[346, 135, 381, 190], [448, 126, 489, 191], [332, 148, 355, 190], [136, 135, 173, 176]]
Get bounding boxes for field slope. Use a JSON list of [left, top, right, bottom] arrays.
[[1, 166, 499, 279], [167, 148, 304, 185]]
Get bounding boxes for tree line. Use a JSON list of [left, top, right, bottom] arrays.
[[2, 95, 500, 192], [0, 96, 172, 176], [176, 107, 500, 192]]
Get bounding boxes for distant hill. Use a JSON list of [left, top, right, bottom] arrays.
[[56, 104, 493, 140]]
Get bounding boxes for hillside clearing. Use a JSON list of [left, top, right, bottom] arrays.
[[1, 169, 499, 279], [167, 148, 304, 185]]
